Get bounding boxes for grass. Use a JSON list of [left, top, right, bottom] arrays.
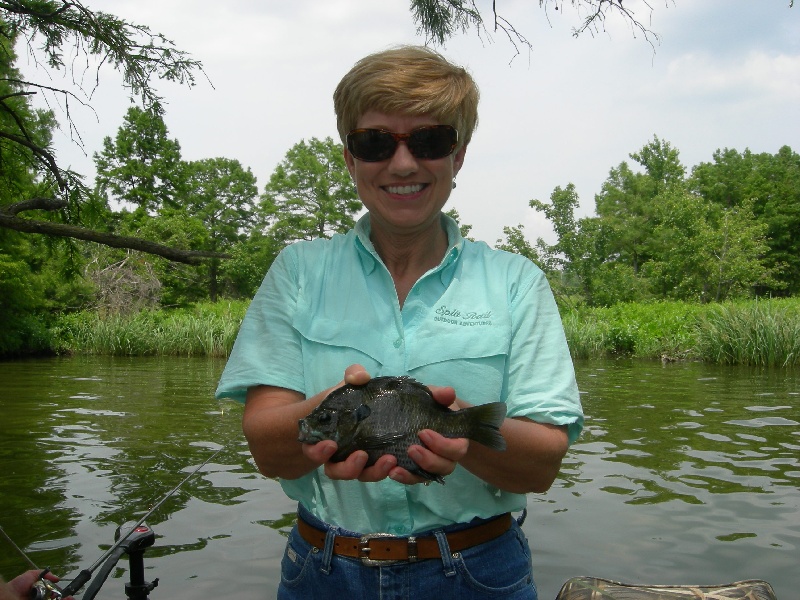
[[562, 298, 800, 367], [51, 301, 248, 358], [49, 298, 800, 367]]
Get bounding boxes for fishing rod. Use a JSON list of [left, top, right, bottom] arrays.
[[2, 447, 224, 600]]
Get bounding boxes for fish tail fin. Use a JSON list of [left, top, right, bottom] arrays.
[[465, 402, 507, 451]]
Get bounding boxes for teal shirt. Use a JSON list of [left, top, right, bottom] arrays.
[[216, 214, 583, 534]]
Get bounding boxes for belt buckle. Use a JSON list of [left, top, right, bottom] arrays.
[[359, 533, 417, 566]]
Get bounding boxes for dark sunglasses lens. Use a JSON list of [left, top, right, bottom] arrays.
[[409, 127, 457, 159], [348, 130, 396, 162]]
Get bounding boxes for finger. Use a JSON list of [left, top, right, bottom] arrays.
[[324, 450, 369, 480], [358, 454, 397, 482], [406, 445, 457, 480], [344, 364, 371, 385], [418, 430, 469, 462], [301, 440, 337, 464], [426, 385, 456, 408], [388, 465, 430, 486]]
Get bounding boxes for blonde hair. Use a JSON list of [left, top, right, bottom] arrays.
[[333, 45, 479, 149]]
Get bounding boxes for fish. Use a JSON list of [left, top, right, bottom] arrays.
[[297, 375, 507, 483]]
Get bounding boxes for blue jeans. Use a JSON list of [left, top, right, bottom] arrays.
[[277, 504, 537, 600]]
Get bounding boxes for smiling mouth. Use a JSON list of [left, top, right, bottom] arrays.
[[384, 183, 426, 196]]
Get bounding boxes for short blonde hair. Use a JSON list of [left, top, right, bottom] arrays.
[[333, 45, 479, 149]]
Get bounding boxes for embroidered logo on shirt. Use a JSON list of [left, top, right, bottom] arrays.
[[433, 305, 493, 327]]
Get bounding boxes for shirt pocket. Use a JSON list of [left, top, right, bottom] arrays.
[[406, 318, 511, 404], [293, 312, 396, 393]]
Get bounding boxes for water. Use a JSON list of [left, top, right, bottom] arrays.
[[0, 357, 797, 599]]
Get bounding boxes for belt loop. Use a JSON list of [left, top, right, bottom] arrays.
[[434, 530, 456, 577], [320, 527, 336, 574], [516, 508, 528, 527]]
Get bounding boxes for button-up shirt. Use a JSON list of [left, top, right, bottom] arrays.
[[216, 213, 583, 534]]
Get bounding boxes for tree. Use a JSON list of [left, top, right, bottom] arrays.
[[411, 1, 794, 55], [643, 192, 779, 302], [184, 157, 259, 300], [94, 106, 185, 214], [410, 0, 661, 54], [594, 136, 686, 274], [690, 146, 800, 295], [0, 0, 221, 263], [261, 137, 360, 246]]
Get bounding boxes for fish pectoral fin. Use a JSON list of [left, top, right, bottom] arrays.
[[359, 433, 404, 450], [354, 403, 371, 422]]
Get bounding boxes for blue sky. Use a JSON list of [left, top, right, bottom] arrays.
[[29, 0, 800, 245]]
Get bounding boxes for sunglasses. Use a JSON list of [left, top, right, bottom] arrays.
[[346, 125, 458, 162]]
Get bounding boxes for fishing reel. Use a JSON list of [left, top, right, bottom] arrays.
[[30, 570, 63, 600]]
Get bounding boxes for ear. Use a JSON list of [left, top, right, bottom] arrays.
[[344, 146, 357, 180], [452, 144, 467, 178]]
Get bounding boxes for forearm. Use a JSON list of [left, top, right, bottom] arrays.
[[459, 416, 569, 494], [242, 386, 322, 480]]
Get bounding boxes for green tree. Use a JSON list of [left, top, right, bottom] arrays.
[[261, 137, 360, 245], [495, 224, 541, 265], [94, 106, 185, 214], [690, 146, 800, 295], [594, 136, 686, 274], [184, 157, 259, 300], [0, 1, 219, 265], [643, 192, 778, 302]]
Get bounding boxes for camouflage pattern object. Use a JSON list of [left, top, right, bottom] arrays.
[[554, 577, 778, 600]]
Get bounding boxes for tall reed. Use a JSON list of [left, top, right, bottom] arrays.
[[693, 300, 800, 367], [52, 302, 248, 357], [51, 298, 800, 366]]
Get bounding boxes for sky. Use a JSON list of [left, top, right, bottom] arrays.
[[20, 0, 800, 246]]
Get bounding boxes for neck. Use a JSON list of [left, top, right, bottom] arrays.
[[369, 217, 449, 306]]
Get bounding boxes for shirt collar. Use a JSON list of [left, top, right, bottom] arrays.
[[354, 213, 464, 278]]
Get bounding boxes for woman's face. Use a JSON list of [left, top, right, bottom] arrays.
[[344, 111, 466, 238]]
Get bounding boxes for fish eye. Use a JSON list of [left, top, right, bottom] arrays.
[[317, 411, 332, 423]]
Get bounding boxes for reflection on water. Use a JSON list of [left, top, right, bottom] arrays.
[[0, 357, 797, 599]]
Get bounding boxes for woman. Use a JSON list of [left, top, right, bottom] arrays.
[[217, 45, 583, 599]]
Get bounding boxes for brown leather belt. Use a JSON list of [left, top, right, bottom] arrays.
[[297, 512, 512, 565]]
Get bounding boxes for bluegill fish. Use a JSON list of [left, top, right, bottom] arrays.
[[297, 376, 507, 483]]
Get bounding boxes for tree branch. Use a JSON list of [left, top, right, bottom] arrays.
[[0, 198, 230, 264], [0, 213, 229, 264]]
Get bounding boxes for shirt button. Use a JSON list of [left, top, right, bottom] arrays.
[[393, 338, 402, 348]]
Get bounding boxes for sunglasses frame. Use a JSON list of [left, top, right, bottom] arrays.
[[346, 125, 459, 162]]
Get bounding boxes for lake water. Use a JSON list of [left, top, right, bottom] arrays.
[[0, 357, 797, 599]]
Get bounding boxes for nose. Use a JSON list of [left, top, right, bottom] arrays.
[[387, 140, 418, 175]]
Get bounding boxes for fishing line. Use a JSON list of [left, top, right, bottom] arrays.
[[61, 445, 224, 597]]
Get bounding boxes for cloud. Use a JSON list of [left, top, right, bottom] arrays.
[[662, 51, 800, 103]]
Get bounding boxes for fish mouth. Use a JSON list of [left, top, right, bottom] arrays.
[[297, 418, 323, 443]]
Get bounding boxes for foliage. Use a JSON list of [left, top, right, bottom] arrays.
[[643, 194, 779, 302], [520, 137, 787, 308], [409, 0, 663, 55], [562, 298, 800, 366], [444, 207, 474, 240], [261, 137, 361, 245], [46, 298, 800, 367], [184, 157, 260, 300], [690, 145, 800, 295], [563, 301, 703, 360], [694, 300, 800, 367], [51, 301, 249, 357], [94, 106, 185, 213]]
